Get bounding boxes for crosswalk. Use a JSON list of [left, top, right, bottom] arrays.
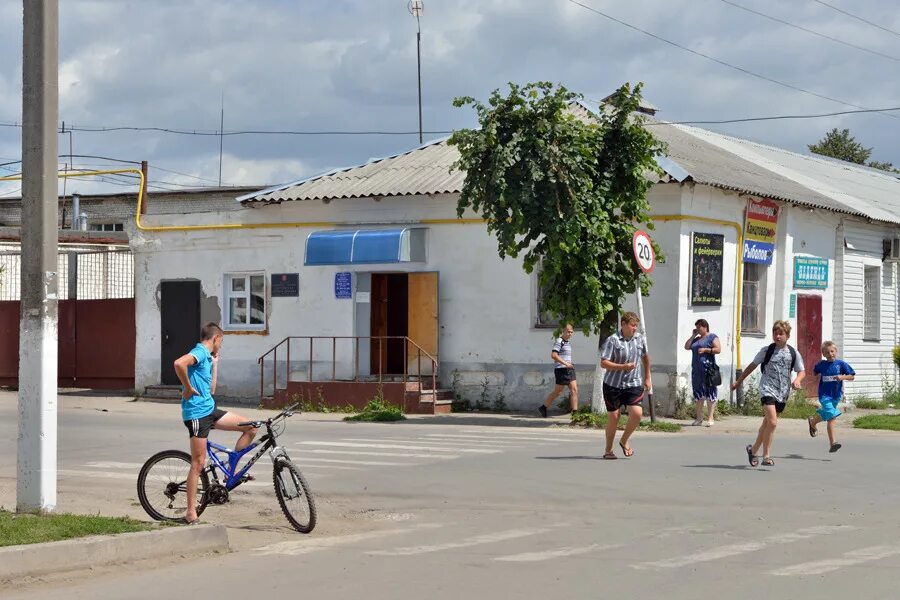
[[253, 520, 900, 577], [292, 428, 595, 471]]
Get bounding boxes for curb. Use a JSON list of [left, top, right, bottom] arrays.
[[0, 524, 230, 581]]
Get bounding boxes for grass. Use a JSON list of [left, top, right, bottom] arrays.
[[0, 510, 152, 547], [853, 414, 900, 431], [853, 397, 889, 410], [570, 407, 681, 433], [344, 398, 406, 422]]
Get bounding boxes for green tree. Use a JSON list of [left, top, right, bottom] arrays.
[[449, 82, 664, 336], [808, 128, 897, 172]]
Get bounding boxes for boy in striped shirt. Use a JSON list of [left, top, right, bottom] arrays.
[[600, 312, 651, 459], [538, 324, 578, 417]]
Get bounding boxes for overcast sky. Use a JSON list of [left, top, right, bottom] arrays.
[[1, 0, 898, 197]]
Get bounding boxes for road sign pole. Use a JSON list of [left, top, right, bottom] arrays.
[[632, 230, 656, 423], [635, 279, 655, 423]]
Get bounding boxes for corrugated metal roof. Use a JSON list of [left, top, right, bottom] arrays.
[[238, 105, 900, 225]]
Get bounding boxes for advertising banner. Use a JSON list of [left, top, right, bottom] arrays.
[[743, 198, 778, 265], [691, 232, 724, 306]]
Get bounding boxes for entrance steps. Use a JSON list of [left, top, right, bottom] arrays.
[[141, 384, 182, 403]]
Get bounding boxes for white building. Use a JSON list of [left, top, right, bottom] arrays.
[[130, 105, 900, 412]]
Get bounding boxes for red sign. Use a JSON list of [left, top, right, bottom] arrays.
[[632, 230, 655, 274]]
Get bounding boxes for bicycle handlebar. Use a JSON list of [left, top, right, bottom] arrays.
[[237, 402, 301, 428]]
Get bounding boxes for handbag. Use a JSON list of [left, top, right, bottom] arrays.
[[705, 361, 722, 388]]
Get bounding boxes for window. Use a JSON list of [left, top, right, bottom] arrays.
[[90, 223, 124, 232], [864, 266, 880, 340], [534, 266, 559, 329], [225, 273, 266, 329], [741, 263, 763, 333]]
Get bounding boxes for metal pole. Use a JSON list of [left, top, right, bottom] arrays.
[[18, 0, 59, 513], [635, 280, 656, 423], [416, 28, 422, 144], [139, 161, 148, 215]]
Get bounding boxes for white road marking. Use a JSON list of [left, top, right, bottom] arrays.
[[298, 441, 499, 454], [85, 461, 145, 469], [495, 543, 618, 562], [340, 437, 510, 450], [633, 525, 855, 570], [461, 428, 594, 437], [254, 523, 443, 556], [297, 457, 416, 467], [366, 527, 557, 556], [425, 434, 578, 443], [770, 544, 900, 576], [303, 449, 459, 460], [60, 469, 274, 487]]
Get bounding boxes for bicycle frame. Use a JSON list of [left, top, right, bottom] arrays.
[[204, 404, 297, 491]]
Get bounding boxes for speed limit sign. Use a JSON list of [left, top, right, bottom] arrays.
[[632, 230, 655, 273]]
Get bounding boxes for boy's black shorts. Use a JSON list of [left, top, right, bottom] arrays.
[[555, 368, 576, 385], [603, 384, 644, 413], [184, 408, 227, 438], [761, 396, 786, 414]]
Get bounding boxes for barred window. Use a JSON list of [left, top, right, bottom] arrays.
[[864, 266, 880, 340], [741, 262, 763, 333]]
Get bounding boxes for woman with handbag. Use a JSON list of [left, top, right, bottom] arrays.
[[684, 319, 722, 427]]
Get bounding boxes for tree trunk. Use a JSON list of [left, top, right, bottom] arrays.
[[590, 311, 619, 413]]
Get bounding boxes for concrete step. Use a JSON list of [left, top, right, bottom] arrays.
[[417, 389, 454, 402], [142, 385, 182, 403]]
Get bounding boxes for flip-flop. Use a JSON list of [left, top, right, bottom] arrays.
[[619, 442, 634, 458], [745, 444, 759, 467], [182, 518, 201, 525], [761, 457, 775, 466], [602, 452, 617, 460], [807, 417, 817, 438], [829, 443, 842, 453]]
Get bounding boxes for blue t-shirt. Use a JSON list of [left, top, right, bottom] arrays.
[[813, 359, 855, 399], [182, 343, 215, 420]]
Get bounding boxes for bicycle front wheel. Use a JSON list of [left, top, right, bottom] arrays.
[[137, 450, 209, 522], [273, 458, 317, 533]]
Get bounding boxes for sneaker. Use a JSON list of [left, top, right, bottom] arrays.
[[538, 405, 548, 418], [705, 421, 714, 427], [692, 418, 703, 426]]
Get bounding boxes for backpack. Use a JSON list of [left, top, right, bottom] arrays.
[[761, 343, 797, 374]]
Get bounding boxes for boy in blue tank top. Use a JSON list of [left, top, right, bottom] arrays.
[[807, 341, 855, 453]]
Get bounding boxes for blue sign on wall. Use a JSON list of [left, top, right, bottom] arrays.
[[794, 256, 829, 289], [743, 240, 774, 265], [334, 272, 352, 299]]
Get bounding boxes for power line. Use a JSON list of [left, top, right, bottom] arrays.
[[810, 0, 900, 39], [564, 0, 900, 121], [717, 0, 900, 63], [650, 106, 900, 125]]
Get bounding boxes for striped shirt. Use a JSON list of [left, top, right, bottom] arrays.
[[551, 338, 572, 369], [601, 331, 648, 389]]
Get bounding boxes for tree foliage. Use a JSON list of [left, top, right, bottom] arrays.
[[448, 82, 664, 336], [808, 128, 897, 172]]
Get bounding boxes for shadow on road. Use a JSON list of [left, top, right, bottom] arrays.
[[777, 453, 832, 462], [535, 455, 605, 461], [682, 464, 755, 470]]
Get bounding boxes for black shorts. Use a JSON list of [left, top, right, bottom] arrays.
[[761, 396, 786, 414], [603, 384, 644, 413], [183, 408, 227, 438], [555, 368, 576, 385]]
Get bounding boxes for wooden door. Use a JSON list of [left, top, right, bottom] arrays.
[[797, 294, 822, 398], [407, 272, 438, 379], [370, 274, 389, 374]]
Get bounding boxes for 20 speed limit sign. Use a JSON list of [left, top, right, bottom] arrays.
[[632, 230, 655, 273]]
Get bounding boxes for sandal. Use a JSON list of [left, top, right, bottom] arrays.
[[745, 445, 759, 467], [761, 457, 775, 466], [619, 442, 634, 458], [182, 517, 201, 525], [807, 417, 817, 438], [829, 443, 842, 453], [602, 452, 617, 460]]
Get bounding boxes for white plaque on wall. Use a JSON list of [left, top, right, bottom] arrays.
[[356, 292, 371, 303]]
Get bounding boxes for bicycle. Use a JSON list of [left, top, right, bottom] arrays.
[[136, 402, 316, 533]]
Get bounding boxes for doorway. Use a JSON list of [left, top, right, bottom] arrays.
[[796, 294, 822, 398], [160, 281, 201, 385], [370, 272, 438, 376]]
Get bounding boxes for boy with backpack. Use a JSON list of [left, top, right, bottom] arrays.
[[807, 341, 855, 453], [731, 320, 805, 467]]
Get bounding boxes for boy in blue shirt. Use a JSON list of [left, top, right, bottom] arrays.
[[173, 322, 258, 524], [807, 341, 855, 453]]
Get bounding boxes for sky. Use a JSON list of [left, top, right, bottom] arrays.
[[0, 0, 899, 198]]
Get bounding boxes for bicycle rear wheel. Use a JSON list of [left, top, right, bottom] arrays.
[[137, 450, 209, 522], [273, 458, 316, 533]]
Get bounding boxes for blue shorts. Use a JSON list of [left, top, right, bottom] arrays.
[[817, 396, 842, 422]]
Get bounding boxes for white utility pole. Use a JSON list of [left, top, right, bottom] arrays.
[[18, 0, 59, 513]]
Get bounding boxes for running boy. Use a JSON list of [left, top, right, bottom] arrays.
[[732, 320, 805, 467], [173, 322, 258, 524], [807, 341, 855, 453], [538, 323, 578, 417], [600, 312, 651, 459]]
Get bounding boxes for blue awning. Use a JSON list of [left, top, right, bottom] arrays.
[[305, 229, 425, 265]]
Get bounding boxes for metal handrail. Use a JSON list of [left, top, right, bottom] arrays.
[[258, 336, 438, 404]]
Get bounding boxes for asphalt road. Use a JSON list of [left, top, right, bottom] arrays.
[[2, 394, 899, 600]]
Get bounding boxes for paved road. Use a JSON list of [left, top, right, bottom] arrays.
[[2, 394, 899, 599]]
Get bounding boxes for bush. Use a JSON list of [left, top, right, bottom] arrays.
[[569, 407, 681, 432], [780, 392, 818, 419], [343, 398, 405, 422], [716, 399, 735, 416]]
